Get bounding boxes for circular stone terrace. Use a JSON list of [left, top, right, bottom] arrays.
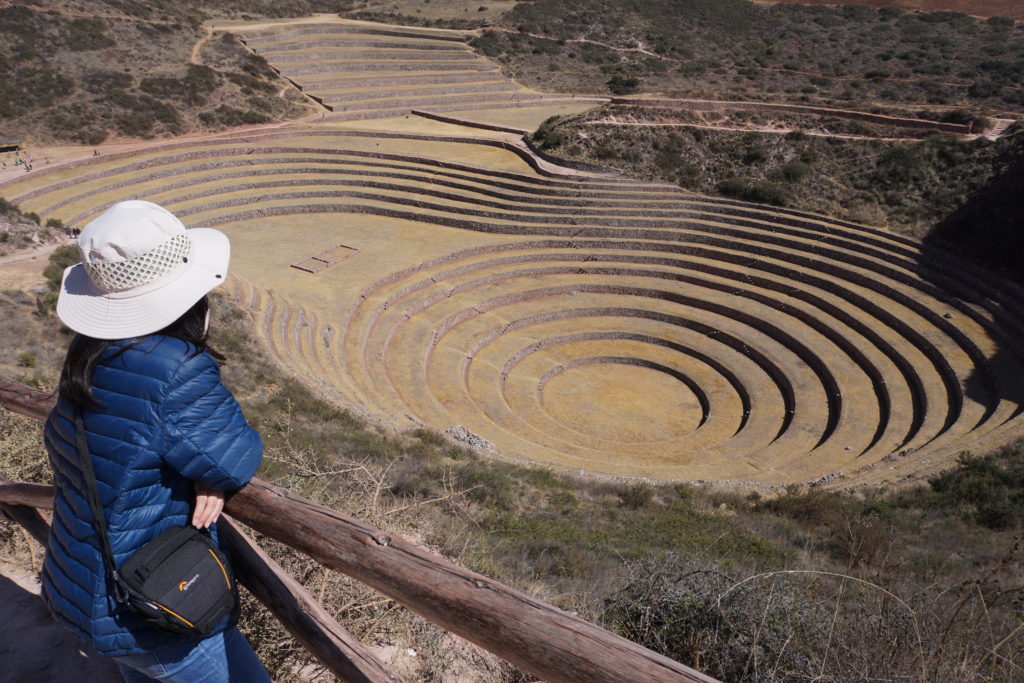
[[4, 17, 1024, 489]]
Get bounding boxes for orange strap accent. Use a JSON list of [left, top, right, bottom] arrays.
[[152, 602, 194, 628], [208, 548, 231, 588]]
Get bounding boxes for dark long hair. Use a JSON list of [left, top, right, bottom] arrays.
[[58, 296, 217, 408]]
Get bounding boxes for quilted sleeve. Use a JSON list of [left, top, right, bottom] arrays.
[[161, 349, 263, 490]]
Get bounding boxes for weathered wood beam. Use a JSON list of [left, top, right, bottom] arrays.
[[0, 374, 718, 682], [218, 516, 404, 683], [0, 482, 53, 509], [0, 375, 53, 422], [226, 479, 717, 683], [0, 475, 51, 546]]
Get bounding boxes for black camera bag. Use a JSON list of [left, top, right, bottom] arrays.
[[74, 407, 237, 636]]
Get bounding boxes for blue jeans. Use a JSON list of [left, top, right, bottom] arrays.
[[112, 627, 271, 682]]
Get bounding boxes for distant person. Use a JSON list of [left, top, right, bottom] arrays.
[[40, 201, 270, 682]]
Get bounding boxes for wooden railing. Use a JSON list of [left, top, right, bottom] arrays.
[[0, 375, 718, 683]]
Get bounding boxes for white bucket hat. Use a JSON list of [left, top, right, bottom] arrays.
[[56, 200, 230, 340]]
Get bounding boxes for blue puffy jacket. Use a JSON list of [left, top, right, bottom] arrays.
[[40, 334, 263, 656]]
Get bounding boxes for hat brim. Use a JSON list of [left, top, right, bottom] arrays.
[[56, 228, 230, 340]]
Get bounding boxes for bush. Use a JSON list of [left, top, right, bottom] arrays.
[[141, 65, 219, 106], [82, 70, 133, 95], [743, 145, 770, 164], [532, 115, 568, 149], [607, 74, 641, 95], [111, 94, 182, 137], [45, 103, 107, 145], [716, 178, 791, 206], [43, 245, 81, 293], [620, 484, 653, 510], [915, 451, 1024, 530], [66, 17, 115, 52], [198, 104, 267, 128], [0, 66, 74, 119], [241, 110, 269, 125], [774, 160, 811, 182]]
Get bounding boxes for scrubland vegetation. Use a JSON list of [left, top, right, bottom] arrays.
[[0, 3, 316, 145], [473, 0, 1023, 112], [2, 248, 1022, 680], [531, 108, 1023, 238]]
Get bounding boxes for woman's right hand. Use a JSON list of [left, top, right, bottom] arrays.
[[193, 483, 225, 529]]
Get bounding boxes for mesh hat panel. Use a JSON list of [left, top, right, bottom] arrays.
[[84, 233, 192, 293]]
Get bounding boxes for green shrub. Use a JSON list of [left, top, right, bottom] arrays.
[[620, 483, 653, 509], [82, 70, 133, 94], [986, 16, 1014, 30], [607, 74, 641, 95], [66, 17, 115, 52], [45, 103, 107, 145], [140, 65, 219, 107], [16, 351, 36, 368], [243, 53, 273, 77], [199, 104, 267, 128], [241, 110, 269, 125], [716, 178, 791, 206], [911, 451, 1024, 530], [532, 115, 568, 149], [742, 145, 770, 164], [43, 244, 80, 292], [0, 66, 74, 119], [774, 160, 811, 182]]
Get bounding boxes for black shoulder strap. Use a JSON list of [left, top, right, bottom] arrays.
[[73, 405, 126, 598]]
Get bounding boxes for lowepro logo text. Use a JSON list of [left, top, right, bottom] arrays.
[[178, 574, 200, 592]]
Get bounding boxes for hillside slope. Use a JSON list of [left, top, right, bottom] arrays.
[[927, 124, 1024, 280], [472, 0, 1024, 114], [528, 105, 1018, 236], [0, 2, 340, 145]]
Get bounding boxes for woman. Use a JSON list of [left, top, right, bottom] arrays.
[[40, 200, 270, 682]]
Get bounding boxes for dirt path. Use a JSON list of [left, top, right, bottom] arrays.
[[0, 241, 66, 291], [0, 240, 64, 267], [190, 24, 214, 65]]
